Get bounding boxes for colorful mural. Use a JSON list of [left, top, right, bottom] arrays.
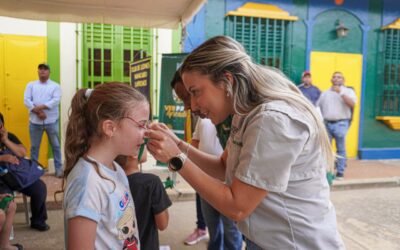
[[183, 0, 400, 159]]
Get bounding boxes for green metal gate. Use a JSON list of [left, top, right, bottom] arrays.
[[81, 24, 153, 87], [224, 16, 293, 75], [378, 28, 400, 116]]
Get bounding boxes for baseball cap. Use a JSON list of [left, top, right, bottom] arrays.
[[38, 63, 50, 70], [302, 70, 311, 78]]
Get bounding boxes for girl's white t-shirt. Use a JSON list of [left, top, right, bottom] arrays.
[[64, 157, 140, 250]]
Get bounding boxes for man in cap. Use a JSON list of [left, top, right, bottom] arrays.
[[298, 70, 321, 106], [24, 63, 63, 178]]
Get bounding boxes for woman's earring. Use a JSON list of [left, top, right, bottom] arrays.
[[226, 92, 230, 97]]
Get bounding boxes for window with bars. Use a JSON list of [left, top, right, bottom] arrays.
[[82, 24, 153, 87], [378, 29, 400, 115], [224, 16, 292, 73]]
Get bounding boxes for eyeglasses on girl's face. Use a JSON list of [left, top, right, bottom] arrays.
[[123, 117, 150, 130]]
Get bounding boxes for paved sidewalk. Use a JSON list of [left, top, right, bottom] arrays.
[[14, 157, 400, 211], [9, 157, 400, 250], [10, 187, 400, 250]]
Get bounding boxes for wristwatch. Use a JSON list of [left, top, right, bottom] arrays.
[[168, 153, 187, 172]]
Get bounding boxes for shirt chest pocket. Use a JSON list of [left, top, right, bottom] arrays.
[[226, 134, 243, 184]]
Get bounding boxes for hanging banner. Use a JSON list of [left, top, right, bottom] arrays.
[[159, 53, 188, 140], [131, 57, 151, 103]]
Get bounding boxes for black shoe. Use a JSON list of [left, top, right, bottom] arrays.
[[31, 223, 50, 231], [12, 243, 24, 250], [336, 173, 344, 180]]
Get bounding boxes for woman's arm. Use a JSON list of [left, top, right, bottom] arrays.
[[0, 129, 26, 157], [179, 159, 267, 221], [146, 127, 267, 221], [3, 138, 26, 158], [68, 217, 97, 250], [149, 123, 226, 180]]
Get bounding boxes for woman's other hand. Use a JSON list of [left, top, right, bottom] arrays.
[[145, 124, 181, 163]]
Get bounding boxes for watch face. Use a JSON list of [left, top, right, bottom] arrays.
[[170, 156, 183, 171]]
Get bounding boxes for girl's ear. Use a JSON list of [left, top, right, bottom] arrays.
[[102, 119, 116, 138]]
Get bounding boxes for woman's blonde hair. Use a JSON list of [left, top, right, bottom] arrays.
[[180, 36, 334, 170]]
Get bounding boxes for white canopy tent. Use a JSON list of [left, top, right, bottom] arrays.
[[0, 0, 206, 28]]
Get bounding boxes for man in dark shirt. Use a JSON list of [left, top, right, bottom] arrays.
[[298, 71, 321, 106], [0, 113, 49, 231], [115, 149, 172, 250]]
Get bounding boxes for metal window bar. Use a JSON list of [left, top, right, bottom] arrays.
[[265, 18, 269, 65], [257, 17, 261, 63], [82, 24, 153, 87], [280, 20, 285, 70], [90, 24, 94, 88], [101, 24, 104, 84], [225, 15, 289, 71], [379, 29, 400, 115]]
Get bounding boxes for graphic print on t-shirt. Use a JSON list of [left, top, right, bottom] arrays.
[[117, 191, 139, 250]]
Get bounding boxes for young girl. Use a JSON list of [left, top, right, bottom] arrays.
[[63, 82, 149, 249]]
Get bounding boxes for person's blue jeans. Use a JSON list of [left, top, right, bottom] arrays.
[[200, 198, 243, 250], [29, 121, 62, 173], [324, 120, 350, 175], [196, 193, 206, 230]]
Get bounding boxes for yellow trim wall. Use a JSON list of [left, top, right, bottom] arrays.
[[310, 51, 362, 158], [0, 34, 49, 166]]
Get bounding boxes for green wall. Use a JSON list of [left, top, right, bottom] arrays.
[[312, 10, 362, 54], [172, 25, 182, 53], [362, 0, 400, 148], [46, 21, 60, 157], [184, 0, 400, 157], [47, 22, 60, 83], [290, 0, 308, 84], [205, 0, 226, 39]]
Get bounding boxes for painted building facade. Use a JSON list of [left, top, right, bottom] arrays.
[[0, 16, 180, 168], [183, 0, 400, 159]]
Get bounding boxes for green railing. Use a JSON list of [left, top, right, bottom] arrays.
[[224, 16, 293, 75], [378, 29, 400, 116], [81, 23, 153, 88]]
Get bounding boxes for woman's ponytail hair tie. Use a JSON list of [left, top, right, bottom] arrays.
[[85, 89, 93, 100]]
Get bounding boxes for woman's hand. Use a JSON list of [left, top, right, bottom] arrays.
[[0, 154, 19, 165], [145, 124, 181, 163], [149, 122, 181, 144]]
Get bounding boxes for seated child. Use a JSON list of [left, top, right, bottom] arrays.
[[115, 147, 172, 250], [0, 193, 23, 250]]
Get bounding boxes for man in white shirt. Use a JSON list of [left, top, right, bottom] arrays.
[[24, 63, 62, 177], [317, 72, 357, 179]]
